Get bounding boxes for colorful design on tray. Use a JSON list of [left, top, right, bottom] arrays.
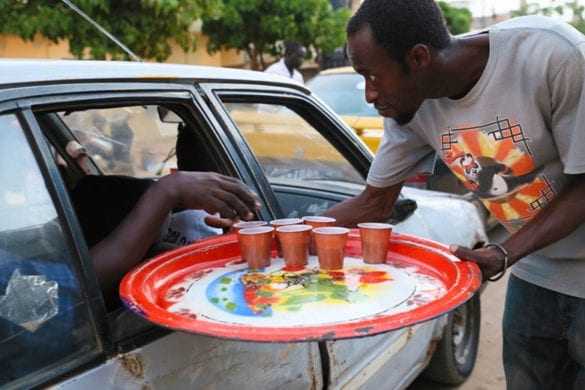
[[205, 267, 393, 317]]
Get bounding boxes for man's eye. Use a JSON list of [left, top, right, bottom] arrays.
[[368, 75, 377, 82]]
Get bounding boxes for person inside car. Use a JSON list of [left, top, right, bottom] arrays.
[[325, 1, 585, 388], [62, 141, 260, 303]]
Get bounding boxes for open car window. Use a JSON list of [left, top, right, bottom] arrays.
[[0, 114, 99, 388], [36, 100, 227, 344]]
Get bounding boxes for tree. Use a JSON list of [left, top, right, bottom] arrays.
[[201, 0, 350, 70], [0, 0, 223, 61], [512, 1, 585, 34], [438, 1, 473, 35]]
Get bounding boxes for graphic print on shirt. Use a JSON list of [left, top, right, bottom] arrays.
[[440, 117, 555, 232]]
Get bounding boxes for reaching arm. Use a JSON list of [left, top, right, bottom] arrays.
[[324, 182, 404, 227], [452, 174, 585, 280], [90, 171, 260, 296]]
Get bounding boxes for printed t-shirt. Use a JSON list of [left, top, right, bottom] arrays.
[[368, 16, 585, 298]]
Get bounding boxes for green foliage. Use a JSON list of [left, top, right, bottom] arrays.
[[437, 1, 472, 35], [512, 1, 585, 34], [0, 0, 222, 61], [201, 0, 350, 70]]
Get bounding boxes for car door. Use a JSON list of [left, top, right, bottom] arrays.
[[0, 107, 106, 389], [201, 83, 443, 389], [7, 82, 322, 389]]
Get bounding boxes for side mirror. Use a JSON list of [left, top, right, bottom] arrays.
[[157, 106, 184, 124], [388, 198, 417, 224]]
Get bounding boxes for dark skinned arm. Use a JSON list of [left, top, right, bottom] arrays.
[[452, 174, 585, 280], [324, 182, 404, 227], [90, 171, 260, 296]]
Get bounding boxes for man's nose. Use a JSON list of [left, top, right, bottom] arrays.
[[365, 82, 378, 103]]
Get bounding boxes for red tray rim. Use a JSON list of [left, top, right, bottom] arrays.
[[120, 231, 481, 342]]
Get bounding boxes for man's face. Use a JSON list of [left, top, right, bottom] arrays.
[[286, 47, 306, 70], [347, 26, 424, 125]]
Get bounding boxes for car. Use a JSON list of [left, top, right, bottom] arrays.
[[0, 59, 487, 390]]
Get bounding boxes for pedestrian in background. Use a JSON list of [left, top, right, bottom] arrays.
[[265, 41, 306, 84]]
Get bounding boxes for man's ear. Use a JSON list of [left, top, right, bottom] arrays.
[[406, 44, 432, 72]]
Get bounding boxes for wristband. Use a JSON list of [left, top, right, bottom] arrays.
[[485, 243, 508, 282]]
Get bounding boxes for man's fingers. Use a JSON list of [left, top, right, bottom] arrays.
[[450, 244, 474, 261], [204, 197, 238, 219], [213, 189, 254, 220], [218, 180, 261, 212], [450, 244, 489, 265], [205, 215, 235, 229]]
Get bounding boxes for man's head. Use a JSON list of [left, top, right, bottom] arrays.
[[283, 41, 307, 71], [346, 0, 451, 124]]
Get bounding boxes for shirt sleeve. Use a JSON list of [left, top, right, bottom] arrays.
[[367, 118, 434, 187], [550, 44, 585, 174]]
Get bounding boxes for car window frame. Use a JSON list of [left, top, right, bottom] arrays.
[[200, 83, 374, 218]]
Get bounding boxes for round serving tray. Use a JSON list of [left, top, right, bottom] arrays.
[[120, 230, 481, 342]]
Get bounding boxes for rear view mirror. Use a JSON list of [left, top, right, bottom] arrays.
[[157, 106, 184, 124]]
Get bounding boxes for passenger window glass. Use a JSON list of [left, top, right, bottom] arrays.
[[0, 115, 97, 387], [59, 106, 181, 177], [223, 102, 365, 185]]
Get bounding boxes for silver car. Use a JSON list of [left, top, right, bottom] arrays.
[[0, 59, 486, 390]]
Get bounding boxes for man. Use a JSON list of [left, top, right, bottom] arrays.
[[72, 169, 259, 301], [265, 41, 306, 84], [325, 1, 585, 388]]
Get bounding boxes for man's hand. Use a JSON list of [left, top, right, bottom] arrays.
[[449, 244, 506, 282], [205, 215, 237, 229], [159, 171, 261, 220]]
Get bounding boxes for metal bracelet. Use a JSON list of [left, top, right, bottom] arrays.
[[485, 243, 509, 282]]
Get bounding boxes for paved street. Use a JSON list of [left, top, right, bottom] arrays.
[[408, 226, 509, 390]]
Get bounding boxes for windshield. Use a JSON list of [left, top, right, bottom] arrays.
[[307, 73, 378, 117]]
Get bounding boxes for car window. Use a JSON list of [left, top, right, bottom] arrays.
[[223, 102, 365, 185], [0, 114, 98, 388], [59, 106, 181, 178], [307, 73, 378, 117], [220, 101, 365, 217]]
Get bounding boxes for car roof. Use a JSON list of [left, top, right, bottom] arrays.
[[0, 59, 308, 91], [316, 66, 356, 76]]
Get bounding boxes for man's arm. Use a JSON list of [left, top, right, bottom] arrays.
[[324, 182, 404, 227], [90, 171, 260, 296], [452, 174, 585, 280]]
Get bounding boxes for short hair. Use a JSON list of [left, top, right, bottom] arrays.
[[284, 41, 304, 56], [347, 0, 450, 63]]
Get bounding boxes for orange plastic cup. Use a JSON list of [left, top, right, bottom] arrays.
[[276, 224, 312, 270], [358, 222, 393, 264], [270, 218, 303, 257], [302, 216, 336, 255], [238, 226, 274, 269], [233, 220, 268, 233], [312, 226, 350, 270], [270, 218, 303, 227]]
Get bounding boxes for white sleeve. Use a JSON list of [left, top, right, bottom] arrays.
[[367, 118, 434, 187], [550, 45, 585, 174]]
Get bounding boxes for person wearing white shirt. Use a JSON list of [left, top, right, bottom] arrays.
[[264, 42, 306, 84]]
